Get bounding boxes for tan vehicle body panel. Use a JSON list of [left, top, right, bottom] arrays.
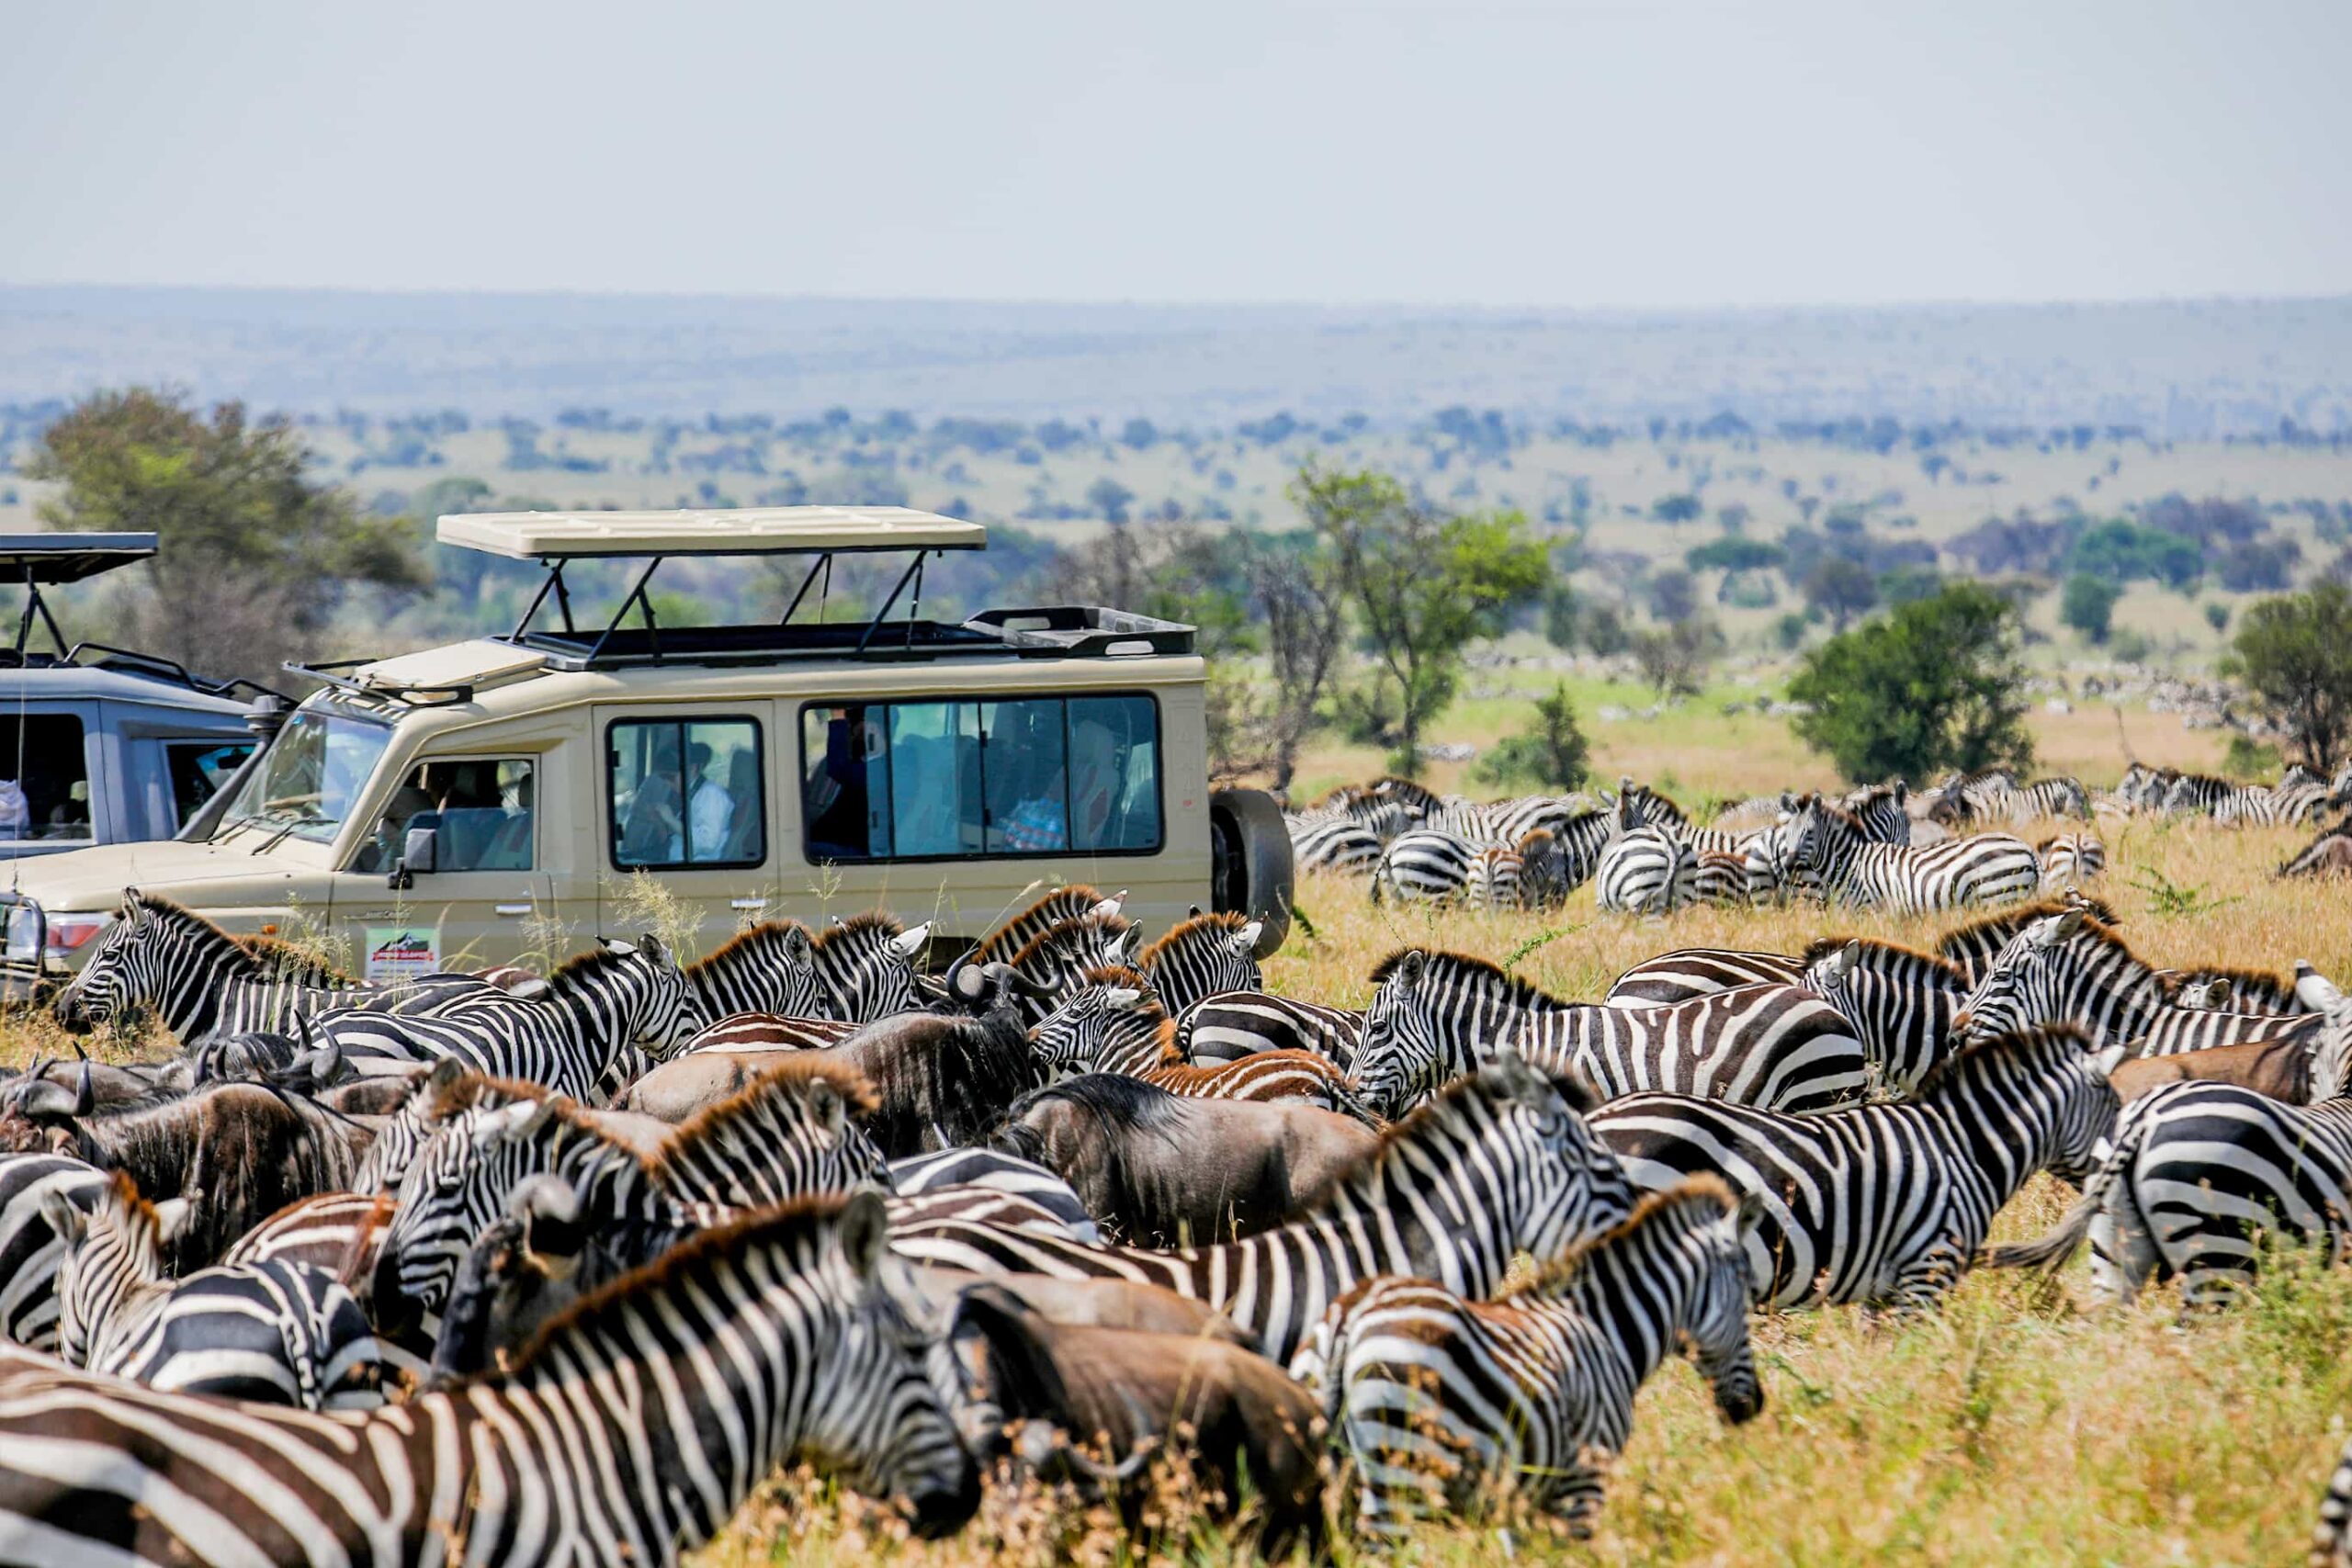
[[9, 649, 1212, 972]]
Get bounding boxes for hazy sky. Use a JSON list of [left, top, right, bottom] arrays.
[[4, 0, 2348, 308]]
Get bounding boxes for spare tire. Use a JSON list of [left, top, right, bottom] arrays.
[[1209, 788, 1293, 957]]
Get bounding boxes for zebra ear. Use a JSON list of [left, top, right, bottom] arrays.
[[805, 1078, 846, 1137], [603, 937, 638, 958], [785, 925, 814, 964], [838, 1188, 891, 1279], [1093, 890, 1128, 919], [1393, 949, 1427, 989], [2295, 961, 2345, 1013], [1235, 919, 1263, 954], [37, 1190, 86, 1246], [2033, 910, 2085, 947], [1103, 987, 1144, 1010], [1733, 1190, 1770, 1237], [2089, 1043, 2129, 1079], [426, 1055, 469, 1098], [636, 931, 667, 964], [889, 924, 933, 960]]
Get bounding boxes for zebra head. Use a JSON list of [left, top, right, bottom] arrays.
[[41, 1171, 186, 1370], [352, 1057, 468, 1194], [1137, 913, 1262, 1011], [599, 933, 696, 1058], [1354, 950, 1463, 1120], [2300, 964, 2352, 1100], [1463, 1046, 1634, 1265], [1670, 1180, 1767, 1425], [1951, 908, 2087, 1045], [816, 917, 933, 1022], [794, 1191, 985, 1536], [372, 1091, 568, 1342], [51, 888, 154, 1036]]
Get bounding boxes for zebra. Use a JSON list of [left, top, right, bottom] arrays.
[[1290, 815, 1386, 874], [645, 1058, 893, 1213], [1786, 795, 2041, 912], [1427, 793, 1591, 846], [2160, 770, 2236, 816], [1593, 1024, 2123, 1312], [969, 886, 1125, 966], [2280, 815, 2352, 879], [1028, 969, 1359, 1109], [1174, 989, 1365, 1068], [678, 919, 825, 1028], [884, 1148, 1100, 1242], [997, 911, 1138, 1023], [308, 935, 694, 1102], [2195, 781, 2337, 827], [1351, 949, 1869, 1118], [1603, 946, 1809, 1007], [1292, 1178, 1760, 1540], [1933, 892, 2120, 981], [887, 1050, 1638, 1365], [1951, 907, 2346, 1059], [1690, 848, 1754, 907], [0, 1190, 982, 1562], [1794, 938, 1971, 1096], [1136, 912, 1263, 1013], [44, 1172, 386, 1409], [1984, 1079, 2352, 1312], [812, 914, 935, 1021], [2156, 964, 2312, 1017], [2037, 830, 2107, 888], [1594, 818, 1695, 913], [0, 1154, 108, 1351], [1369, 827, 1487, 904], [51, 888, 504, 1043]]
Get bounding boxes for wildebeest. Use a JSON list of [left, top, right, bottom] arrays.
[[995, 1073, 1378, 1247], [943, 1281, 1326, 1556]]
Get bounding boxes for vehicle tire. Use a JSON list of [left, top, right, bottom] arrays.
[[1209, 788, 1293, 956]]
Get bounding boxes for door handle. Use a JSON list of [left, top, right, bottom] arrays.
[[730, 897, 768, 911], [494, 903, 533, 917]]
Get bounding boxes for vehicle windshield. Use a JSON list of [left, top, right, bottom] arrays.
[[217, 705, 393, 846]]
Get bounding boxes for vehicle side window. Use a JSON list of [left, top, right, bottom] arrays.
[[0, 715, 92, 842], [799, 694, 1159, 863], [164, 740, 255, 829], [609, 718, 763, 870], [354, 759, 536, 874]]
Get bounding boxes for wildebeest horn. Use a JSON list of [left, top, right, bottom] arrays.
[[508, 1173, 582, 1226], [986, 963, 1059, 1000], [8, 1063, 91, 1121], [941, 949, 988, 1005], [1015, 1422, 1159, 1487]]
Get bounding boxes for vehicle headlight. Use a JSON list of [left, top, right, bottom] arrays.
[[6, 910, 109, 963]]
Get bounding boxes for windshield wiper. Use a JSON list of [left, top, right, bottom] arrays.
[[250, 815, 322, 856], [212, 812, 266, 843]]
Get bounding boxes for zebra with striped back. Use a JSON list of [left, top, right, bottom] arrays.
[[1987, 990, 2352, 1311], [1787, 795, 2041, 912], [1603, 945, 1808, 1007], [0, 1154, 109, 1351], [1174, 989, 1365, 1068], [1028, 968, 1361, 1110], [1293, 1178, 1761, 1540], [1428, 792, 1591, 846], [309, 935, 695, 1101], [1594, 1024, 2124, 1312], [1351, 949, 1869, 1118], [884, 1148, 1100, 1242], [43, 1171, 386, 1410], [1951, 907, 2345, 1058], [2037, 829, 2107, 888], [221, 1190, 390, 1278], [1136, 911, 1263, 1013], [645, 1057, 892, 1213], [2160, 770, 2235, 816], [1595, 798, 1696, 914], [1369, 826, 1487, 905], [0, 1190, 983, 1562], [997, 910, 1138, 1024], [1794, 937, 1970, 1095], [1933, 892, 2120, 981], [51, 888, 504, 1043], [814, 914, 934, 1021], [1463, 841, 1527, 909], [1289, 815, 1387, 874], [888, 1050, 1638, 1365], [970, 886, 1125, 966], [2209, 779, 2337, 827]]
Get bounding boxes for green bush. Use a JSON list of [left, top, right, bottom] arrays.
[[1472, 684, 1591, 792], [2222, 734, 2282, 781], [2060, 572, 2120, 644], [2225, 581, 2352, 770], [1788, 583, 2033, 784]]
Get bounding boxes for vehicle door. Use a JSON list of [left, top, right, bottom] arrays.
[[0, 702, 102, 854], [326, 750, 560, 977], [595, 705, 780, 956]]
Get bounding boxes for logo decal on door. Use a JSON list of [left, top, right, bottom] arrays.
[[366, 926, 441, 982]]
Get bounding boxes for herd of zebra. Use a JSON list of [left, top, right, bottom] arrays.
[[1, 865, 2351, 1561], [1295, 760, 2352, 913]]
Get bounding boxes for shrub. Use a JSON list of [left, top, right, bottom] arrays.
[[1471, 684, 1591, 792], [1788, 584, 2033, 784], [2060, 573, 2121, 644], [2225, 581, 2352, 770]]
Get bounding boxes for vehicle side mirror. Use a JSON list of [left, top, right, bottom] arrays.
[[402, 826, 439, 875]]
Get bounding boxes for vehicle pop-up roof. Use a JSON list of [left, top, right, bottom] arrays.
[[0, 533, 277, 700], [289, 505, 1196, 707]]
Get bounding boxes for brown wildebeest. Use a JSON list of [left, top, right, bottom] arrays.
[[2279, 817, 2352, 878], [944, 1282, 1326, 1556], [2110, 1037, 2343, 1105], [995, 1073, 1377, 1247], [910, 1267, 1250, 1344]]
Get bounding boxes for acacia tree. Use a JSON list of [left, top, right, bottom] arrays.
[[1788, 583, 2033, 784], [1295, 466, 1546, 771], [28, 388, 424, 683], [2226, 581, 2352, 771], [1244, 535, 1347, 795]]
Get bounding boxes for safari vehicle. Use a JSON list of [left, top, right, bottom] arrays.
[[0, 534, 277, 867], [0, 508, 1291, 988]]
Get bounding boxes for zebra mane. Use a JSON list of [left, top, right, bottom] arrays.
[[1366, 774, 1442, 810], [813, 912, 905, 958], [688, 919, 814, 979], [1008, 911, 1135, 974], [1136, 911, 1250, 971], [2157, 964, 2299, 1010], [1368, 948, 1561, 1014], [974, 886, 1110, 964], [1909, 1022, 2096, 1101], [546, 943, 648, 988], [498, 1193, 867, 1379], [1934, 896, 2121, 959], [122, 892, 336, 982], [650, 1060, 882, 1182], [424, 1071, 651, 1161], [1796, 934, 1962, 981], [1495, 1174, 1738, 1301]]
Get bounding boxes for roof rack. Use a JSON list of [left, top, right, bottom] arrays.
[[0, 535, 285, 701]]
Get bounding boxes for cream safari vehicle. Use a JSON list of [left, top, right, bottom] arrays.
[[0, 508, 1291, 989]]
